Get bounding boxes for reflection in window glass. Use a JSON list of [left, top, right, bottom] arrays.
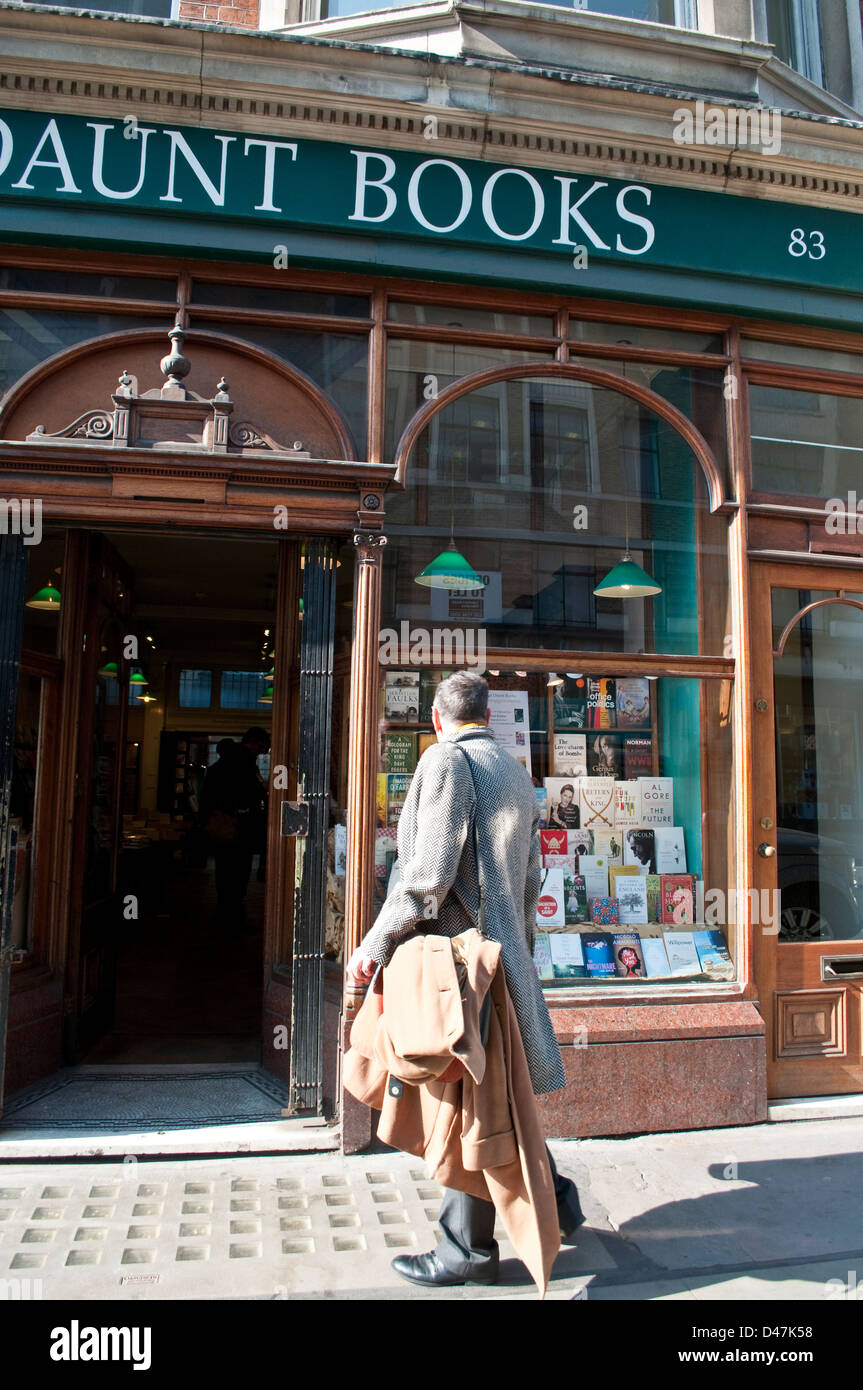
[[743, 338, 863, 376], [0, 311, 165, 399], [570, 321, 724, 353], [387, 302, 554, 336], [191, 319, 369, 455], [192, 282, 369, 318], [386, 340, 554, 458], [220, 670, 270, 709], [383, 375, 730, 656], [772, 589, 863, 941], [749, 384, 863, 497], [179, 669, 212, 709], [0, 269, 176, 300]]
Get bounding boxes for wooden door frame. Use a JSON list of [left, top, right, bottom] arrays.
[[751, 555, 863, 1098]]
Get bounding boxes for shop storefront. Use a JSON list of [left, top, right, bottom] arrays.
[[1, 11, 863, 1144]]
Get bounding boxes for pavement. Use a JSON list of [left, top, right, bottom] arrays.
[[1, 1115, 862, 1301]]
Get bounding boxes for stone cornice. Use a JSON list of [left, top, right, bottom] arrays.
[[0, 5, 862, 214]]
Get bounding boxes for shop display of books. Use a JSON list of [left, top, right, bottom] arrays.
[[531, 923, 733, 983]]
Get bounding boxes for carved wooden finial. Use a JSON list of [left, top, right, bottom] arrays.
[[160, 325, 191, 396]]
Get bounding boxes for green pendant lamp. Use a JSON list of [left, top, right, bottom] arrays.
[[26, 581, 61, 611], [98, 659, 118, 678], [594, 465, 661, 599], [594, 552, 661, 598], [129, 670, 148, 688], [414, 451, 485, 591], [415, 527, 485, 591]]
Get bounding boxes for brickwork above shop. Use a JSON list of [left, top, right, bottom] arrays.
[[178, 0, 259, 28]]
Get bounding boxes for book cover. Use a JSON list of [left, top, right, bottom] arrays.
[[418, 670, 440, 723], [385, 773, 411, 827], [615, 875, 649, 926], [613, 780, 642, 829], [376, 773, 387, 827], [540, 828, 569, 858], [587, 732, 624, 779], [553, 732, 587, 778], [384, 671, 420, 722], [662, 930, 702, 975], [544, 778, 581, 830], [639, 777, 674, 826], [587, 677, 616, 730], [695, 878, 705, 925], [645, 874, 662, 923], [532, 932, 554, 983], [579, 777, 616, 830], [624, 736, 654, 779], [568, 829, 594, 858], [612, 931, 647, 978], [579, 854, 609, 901], [623, 827, 657, 873], [582, 932, 617, 977], [616, 678, 651, 729], [382, 732, 417, 775], [563, 871, 589, 925], [592, 829, 623, 864], [417, 732, 437, 759], [552, 676, 587, 730], [535, 867, 566, 929], [549, 931, 588, 980], [641, 935, 671, 977], [535, 786, 548, 828], [609, 863, 639, 895], [654, 826, 687, 874], [543, 854, 578, 870], [660, 874, 697, 925], [589, 896, 620, 926], [693, 929, 734, 977], [374, 827, 398, 880]]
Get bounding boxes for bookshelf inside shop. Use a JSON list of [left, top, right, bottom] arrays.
[[376, 668, 733, 987]]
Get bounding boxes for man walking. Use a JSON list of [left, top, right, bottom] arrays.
[[348, 671, 583, 1287]]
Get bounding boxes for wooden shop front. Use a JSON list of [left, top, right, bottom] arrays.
[[1, 108, 863, 1139]]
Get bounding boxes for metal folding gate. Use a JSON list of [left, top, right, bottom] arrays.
[[288, 537, 338, 1115]]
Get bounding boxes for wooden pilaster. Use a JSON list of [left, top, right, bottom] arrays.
[[341, 524, 386, 1154]]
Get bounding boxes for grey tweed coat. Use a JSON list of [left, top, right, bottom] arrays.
[[363, 726, 566, 1095]]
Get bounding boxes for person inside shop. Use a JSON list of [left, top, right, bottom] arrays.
[[199, 727, 270, 933], [347, 671, 583, 1288]]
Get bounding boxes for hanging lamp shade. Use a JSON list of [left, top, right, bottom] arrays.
[[594, 553, 661, 599], [258, 689, 273, 704], [26, 582, 61, 611], [547, 672, 564, 688], [129, 671, 148, 686], [414, 544, 485, 591], [265, 667, 275, 682], [98, 659, 118, 678]]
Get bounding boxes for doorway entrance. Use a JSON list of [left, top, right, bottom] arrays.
[[1, 522, 350, 1133], [753, 560, 863, 1100], [77, 529, 279, 1066]]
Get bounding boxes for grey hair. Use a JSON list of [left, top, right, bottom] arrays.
[[433, 670, 489, 726]]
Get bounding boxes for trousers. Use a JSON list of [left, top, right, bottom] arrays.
[[434, 1147, 581, 1278]]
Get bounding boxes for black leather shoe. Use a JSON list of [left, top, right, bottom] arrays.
[[391, 1251, 499, 1287], [557, 1184, 586, 1241]]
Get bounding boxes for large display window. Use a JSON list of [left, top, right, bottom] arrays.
[[373, 665, 735, 988]]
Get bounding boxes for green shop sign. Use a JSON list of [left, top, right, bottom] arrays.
[[0, 107, 861, 323]]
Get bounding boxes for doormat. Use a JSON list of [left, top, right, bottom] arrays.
[[0, 1067, 293, 1131]]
